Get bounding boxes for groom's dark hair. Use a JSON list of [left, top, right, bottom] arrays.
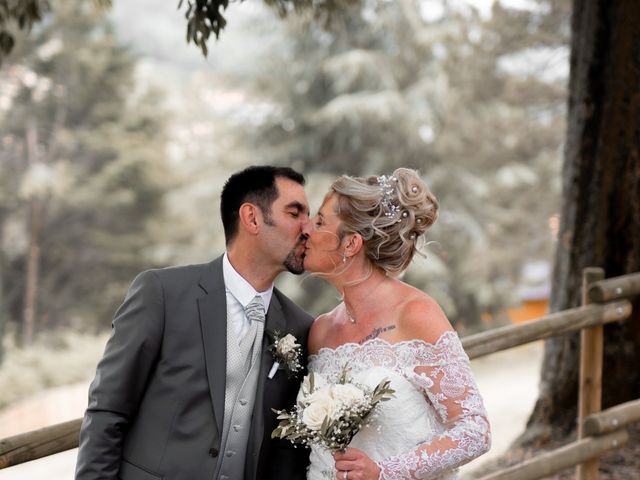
[[221, 165, 305, 245]]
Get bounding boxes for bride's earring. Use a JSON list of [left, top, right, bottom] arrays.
[[342, 251, 347, 263]]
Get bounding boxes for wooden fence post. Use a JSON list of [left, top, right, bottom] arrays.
[[577, 267, 605, 480]]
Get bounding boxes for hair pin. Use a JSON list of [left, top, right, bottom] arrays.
[[378, 175, 401, 218]]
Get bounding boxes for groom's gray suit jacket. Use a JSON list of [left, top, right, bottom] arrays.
[[76, 256, 313, 480]]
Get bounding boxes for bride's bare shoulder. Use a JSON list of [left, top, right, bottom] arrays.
[[308, 304, 344, 355], [395, 286, 454, 345]]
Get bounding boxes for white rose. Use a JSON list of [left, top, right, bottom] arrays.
[[297, 373, 327, 405], [301, 388, 336, 430], [305, 385, 334, 405], [277, 334, 299, 355], [331, 383, 365, 409]]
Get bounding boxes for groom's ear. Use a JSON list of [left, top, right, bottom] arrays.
[[238, 203, 260, 236]]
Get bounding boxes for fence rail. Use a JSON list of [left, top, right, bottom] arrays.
[[588, 272, 640, 303], [477, 399, 640, 480], [462, 300, 631, 359], [477, 429, 629, 480], [0, 269, 639, 475], [0, 418, 81, 469], [584, 399, 640, 437]]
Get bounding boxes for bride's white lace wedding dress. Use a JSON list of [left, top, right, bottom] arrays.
[[306, 331, 491, 480]]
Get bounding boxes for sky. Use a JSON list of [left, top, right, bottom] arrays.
[[109, 1, 284, 76], [108, 0, 552, 81]]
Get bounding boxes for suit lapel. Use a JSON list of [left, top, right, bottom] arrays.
[[197, 257, 227, 437], [247, 290, 287, 479], [260, 291, 286, 409]]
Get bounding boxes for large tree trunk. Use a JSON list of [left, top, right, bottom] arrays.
[[521, 0, 640, 447]]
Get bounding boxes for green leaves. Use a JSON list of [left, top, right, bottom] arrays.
[[0, 0, 50, 29], [271, 408, 295, 438], [0, 0, 113, 64], [372, 378, 394, 399], [309, 371, 315, 393], [179, 0, 230, 57], [0, 0, 50, 62], [337, 363, 351, 384], [176, 0, 357, 58], [0, 30, 13, 55]]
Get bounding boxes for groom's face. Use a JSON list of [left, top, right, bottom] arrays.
[[259, 177, 310, 274]]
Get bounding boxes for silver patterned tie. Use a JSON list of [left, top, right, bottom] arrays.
[[242, 295, 266, 365]]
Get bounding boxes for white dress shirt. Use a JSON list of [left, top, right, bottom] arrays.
[[222, 253, 273, 343]]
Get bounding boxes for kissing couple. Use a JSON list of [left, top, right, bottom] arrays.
[[76, 165, 490, 480]]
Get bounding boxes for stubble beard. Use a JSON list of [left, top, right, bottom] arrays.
[[263, 214, 306, 275], [284, 240, 306, 275]]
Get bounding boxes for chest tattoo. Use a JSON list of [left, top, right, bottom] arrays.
[[358, 325, 397, 344]]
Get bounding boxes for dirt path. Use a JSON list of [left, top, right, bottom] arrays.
[[461, 341, 543, 477]]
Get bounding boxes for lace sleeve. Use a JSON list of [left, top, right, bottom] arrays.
[[378, 332, 491, 479]]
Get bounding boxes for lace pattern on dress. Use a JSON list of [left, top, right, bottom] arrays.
[[309, 331, 491, 480]]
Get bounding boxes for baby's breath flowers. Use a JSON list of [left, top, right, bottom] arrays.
[[271, 368, 395, 452]]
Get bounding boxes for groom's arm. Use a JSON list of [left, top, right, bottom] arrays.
[[75, 270, 165, 480]]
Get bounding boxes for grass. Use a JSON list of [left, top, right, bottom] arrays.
[[0, 330, 109, 410]]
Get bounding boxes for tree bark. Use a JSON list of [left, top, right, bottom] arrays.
[[22, 118, 43, 346], [0, 211, 5, 364], [521, 0, 640, 446]]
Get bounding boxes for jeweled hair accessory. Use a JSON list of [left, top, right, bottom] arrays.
[[378, 175, 401, 218]]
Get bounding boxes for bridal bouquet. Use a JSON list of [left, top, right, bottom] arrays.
[[271, 368, 395, 452]]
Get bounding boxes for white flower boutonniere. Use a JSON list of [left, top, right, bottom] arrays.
[[266, 330, 303, 379]]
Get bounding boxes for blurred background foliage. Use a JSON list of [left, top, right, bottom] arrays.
[[252, 0, 569, 328], [0, 0, 170, 350], [0, 0, 569, 378]]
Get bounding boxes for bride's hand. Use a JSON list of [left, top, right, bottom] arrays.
[[333, 447, 381, 480]]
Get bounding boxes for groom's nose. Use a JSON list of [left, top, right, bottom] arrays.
[[301, 219, 312, 237], [300, 214, 311, 232]]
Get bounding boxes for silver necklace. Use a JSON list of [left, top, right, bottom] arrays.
[[344, 275, 387, 325]]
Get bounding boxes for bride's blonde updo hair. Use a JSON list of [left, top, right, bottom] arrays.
[[331, 167, 439, 276]]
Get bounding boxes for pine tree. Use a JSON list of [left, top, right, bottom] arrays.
[[248, 0, 569, 328], [0, 0, 170, 346]]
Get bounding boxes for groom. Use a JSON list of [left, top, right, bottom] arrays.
[[75, 166, 313, 480]]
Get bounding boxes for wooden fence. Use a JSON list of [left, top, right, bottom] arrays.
[[475, 268, 640, 480], [1, 268, 639, 478]]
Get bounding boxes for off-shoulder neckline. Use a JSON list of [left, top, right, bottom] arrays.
[[309, 330, 459, 359]]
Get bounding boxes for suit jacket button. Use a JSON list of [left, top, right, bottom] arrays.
[[209, 447, 219, 457]]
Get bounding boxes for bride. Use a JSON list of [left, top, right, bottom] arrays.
[[301, 168, 491, 480]]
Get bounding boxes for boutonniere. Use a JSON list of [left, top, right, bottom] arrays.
[[266, 330, 303, 379]]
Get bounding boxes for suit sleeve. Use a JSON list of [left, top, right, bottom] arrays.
[[75, 270, 165, 480]]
